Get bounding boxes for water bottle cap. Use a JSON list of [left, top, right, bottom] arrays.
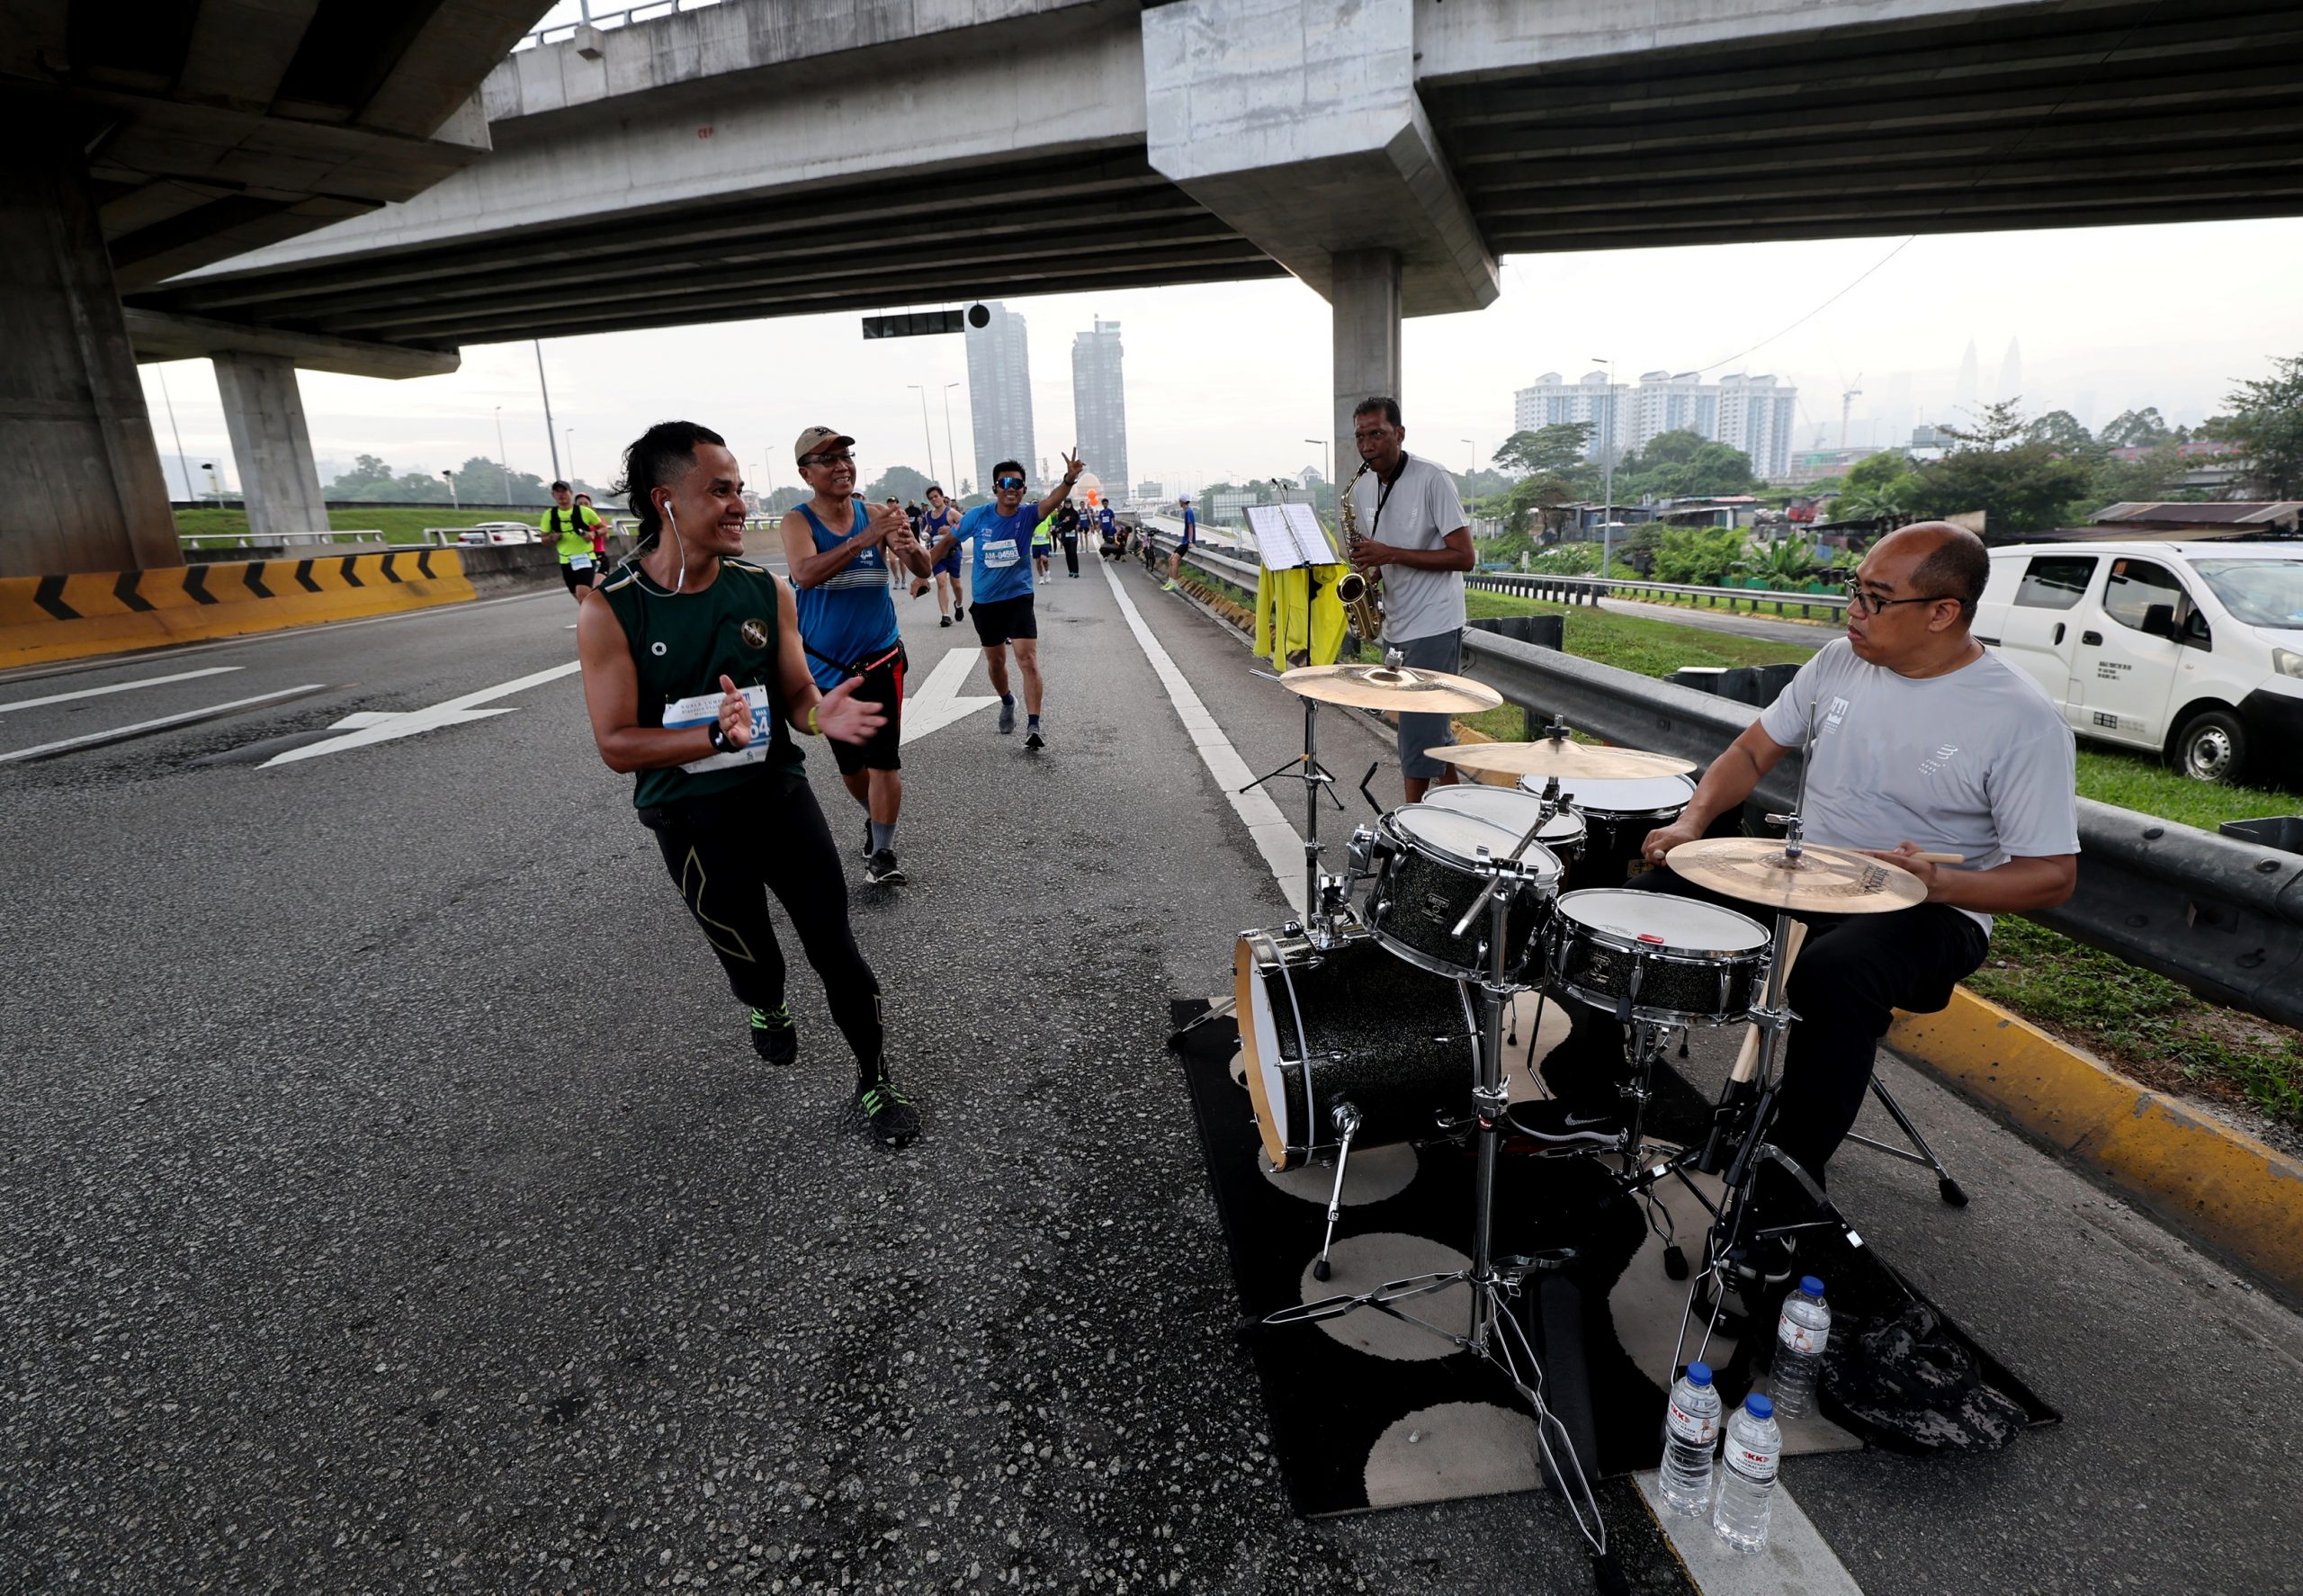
[[1745, 1394, 1774, 1420], [1686, 1360, 1712, 1385], [1799, 1275, 1825, 1297]]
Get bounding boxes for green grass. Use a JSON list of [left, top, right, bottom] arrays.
[[1969, 918, 2303, 1130], [2074, 749, 2299, 829], [174, 507, 533, 545]]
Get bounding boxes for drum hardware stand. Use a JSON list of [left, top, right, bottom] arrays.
[[1311, 1103, 1362, 1283], [1239, 688, 1354, 943], [1261, 838, 1617, 1584]]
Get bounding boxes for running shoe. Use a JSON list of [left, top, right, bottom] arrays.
[[1160, 579, 1177, 591], [860, 820, 873, 861], [998, 698, 1017, 735], [940, 615, 953, 627], [953, 604, 963, 621], [865, 849, 907, 885], [748, 1003, 798, 1066], [1508, 1098, 1621, 1149], [858, 1080, 921, 1149], [1024, 729, 1044, 751]]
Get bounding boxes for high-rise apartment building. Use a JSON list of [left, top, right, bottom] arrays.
[[1512, 368, 1798, 478], [1071, 318, 1128, 491], [965, 301, 1035, 491]]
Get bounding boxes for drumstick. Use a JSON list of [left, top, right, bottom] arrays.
[[1731, 919, 1807, 1085]]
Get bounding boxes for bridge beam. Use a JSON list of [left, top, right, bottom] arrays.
[[1331, 251, 1402, 489], [1, 135, 180, 578], [211, 354, 330, 546]]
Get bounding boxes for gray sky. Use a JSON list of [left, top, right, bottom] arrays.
[[139, 216, 2303, 499]]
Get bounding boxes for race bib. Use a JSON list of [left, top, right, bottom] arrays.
[[664, 684, 772, 775], [984, 540, 1020, 569], [569, 555, 594, 571]]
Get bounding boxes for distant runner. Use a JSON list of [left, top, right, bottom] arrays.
[[928, 450, 1084, 753], [542, 480, 609, 600]]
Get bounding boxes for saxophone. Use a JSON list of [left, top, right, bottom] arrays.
[[1332, 460, 1384, 644]]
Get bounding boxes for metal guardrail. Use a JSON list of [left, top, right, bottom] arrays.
[[1473, 573, 1850, 620], [1458, 629, 2303, 1031], [180, 530, 389, 549], [514, 0, 722, 51]]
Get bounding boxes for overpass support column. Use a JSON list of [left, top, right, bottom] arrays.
[[0, 136, 180, 578], [1331, 249, 1402, 483], [212, 354, 329, 542]]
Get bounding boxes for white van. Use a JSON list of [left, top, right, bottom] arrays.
[[1974, 541, 2303, 785]]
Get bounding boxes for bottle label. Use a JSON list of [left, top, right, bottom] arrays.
[[1778, 1314, 1821, 1355], [1725, 1446, 1777, 1484], [1665, 1400, 1716, 1447]]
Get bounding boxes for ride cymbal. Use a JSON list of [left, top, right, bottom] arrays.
[[1426, 740, 1697, 781], [1278, 662, 1502, 714], [1665, 837, 1925, 913]]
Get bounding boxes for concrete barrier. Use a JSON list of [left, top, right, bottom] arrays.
[[0, 550, 482, 668]]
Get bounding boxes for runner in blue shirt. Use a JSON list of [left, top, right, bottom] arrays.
[[927, 448, 1083, 751], [910, 484, 965, 626], [1164, 496, 1196, 590], [780, 425, 930, 885]]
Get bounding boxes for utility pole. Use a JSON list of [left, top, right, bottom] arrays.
[[535, 341, 561, 481], [155, 367, 193, 500], [942, 382, 961, 493], [494, 407, 509, 503], [908, 384, 936, 488], [1592, 355, 1615, 576]]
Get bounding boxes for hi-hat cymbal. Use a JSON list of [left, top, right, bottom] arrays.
[[1426, 740, 1697, 781], [1666, 837, 1925, 914], [1278, 662, 1502, 714]]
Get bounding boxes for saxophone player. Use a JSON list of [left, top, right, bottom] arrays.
[[1345, 396, 1476, 802]]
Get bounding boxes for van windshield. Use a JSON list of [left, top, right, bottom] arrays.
[[2191, 559, 2303, 628]]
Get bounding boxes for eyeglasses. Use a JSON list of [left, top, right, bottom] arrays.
[[994, 476, 1026, 490], [802, 451, 854, 468], [1842, 579, 1952, 616]]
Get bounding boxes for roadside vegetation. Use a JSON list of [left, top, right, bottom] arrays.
[[174, 507, 537, 544]]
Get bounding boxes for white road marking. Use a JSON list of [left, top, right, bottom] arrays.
[[261, 661, 583, 767], [1098, 557, 1308, 917], [0, 666, 241, 713], [899, 647, 1000, 744], [1635, 1470, 1864, 1595], [0, 686, 328, 763]]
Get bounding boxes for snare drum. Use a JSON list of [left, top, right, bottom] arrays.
[[1523, 772, 1697, 891], [1544, 888, 1770, 1027], [1420, 782, 1587, 865], [1234, 925, 1478, 1171], [1367, 804, 1563, 982]]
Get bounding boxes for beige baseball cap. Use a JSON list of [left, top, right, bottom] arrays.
[[793, 426, 855, 463]]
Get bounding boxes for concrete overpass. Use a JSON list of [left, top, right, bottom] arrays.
[[17, 0, 2303, 575]]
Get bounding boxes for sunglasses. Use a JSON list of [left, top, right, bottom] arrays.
[[802, 451, 855, 468], [994, 476, 1026, 490]]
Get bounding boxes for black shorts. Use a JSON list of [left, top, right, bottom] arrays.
[[560, 560, 597, 593], [828, 642, 905, 776], [969, 594, 1037, 649]]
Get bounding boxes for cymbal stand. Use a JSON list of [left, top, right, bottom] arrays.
[[1240, 687, 1352, 943], [1262, 843, 1613, 1577]]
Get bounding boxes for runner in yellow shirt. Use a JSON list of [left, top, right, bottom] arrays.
[[540, 480, 608, 600]]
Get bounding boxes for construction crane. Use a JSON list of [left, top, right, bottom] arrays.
[[1840, 374, 1863, 450]]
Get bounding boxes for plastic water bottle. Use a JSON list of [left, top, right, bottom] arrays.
[[1770, 1275, 1832, 1419], [1712, 1394, 1781, 1553], [1658, 1360, 1722, 1516]]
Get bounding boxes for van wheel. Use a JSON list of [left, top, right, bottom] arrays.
[[2171, 708, 2248, 784]]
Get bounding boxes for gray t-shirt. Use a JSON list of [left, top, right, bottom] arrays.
[[1756, 640, 2080, 933], [1349, 453, 1466, 643]]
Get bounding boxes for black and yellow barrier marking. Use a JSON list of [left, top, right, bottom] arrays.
[[1, 549, 479, 668]]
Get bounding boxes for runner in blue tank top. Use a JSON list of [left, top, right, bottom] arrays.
[[779, 425, 930, 886], [927, 448, 1083, 752], [910, 484, 965, 626]]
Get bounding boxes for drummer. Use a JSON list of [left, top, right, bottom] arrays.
[[1526, 524, 2078, 1249]]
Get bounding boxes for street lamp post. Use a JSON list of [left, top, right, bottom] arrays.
[[942, 382, 961, 493], [1302, 436, 1327, 483], [907, 384, 936, 488], [202, 462, 220, 511], [565, 428, 575, 488], [443, 470, 458, 509], [1591, 355, 1615, 577], [493, 406, 510, 504]]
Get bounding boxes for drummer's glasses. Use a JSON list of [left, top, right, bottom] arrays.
[[1842, 579, 1950, 615]]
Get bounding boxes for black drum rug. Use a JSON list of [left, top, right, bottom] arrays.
[[1171, 1000, 2059, 1519]]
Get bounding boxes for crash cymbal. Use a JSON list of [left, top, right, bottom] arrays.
[[1665, 837, 1925, 914], [1278, 662, 1502, 714], [1426, 740, 1698, 781]]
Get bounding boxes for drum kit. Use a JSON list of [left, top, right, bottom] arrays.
[[1229, 660, 1955, 1581]]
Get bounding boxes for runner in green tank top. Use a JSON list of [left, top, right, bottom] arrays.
[[576, 421, 921, 1148]]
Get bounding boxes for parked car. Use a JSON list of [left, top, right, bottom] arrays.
[[455, 522, 539, 546], [1974, 541, 2303, 784]]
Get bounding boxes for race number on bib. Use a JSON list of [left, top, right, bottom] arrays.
[[983, 540, 1020, 569], [569, 555, 594, 572], [664, 684, 773, 774]]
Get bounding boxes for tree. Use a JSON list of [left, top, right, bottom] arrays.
[[1617, 434, 1757, 501], [1651, 527, 1748, 585], [1906, 443, 2092, 537], [760, 486, 809, 515], [2099, 407, 2171, 450], [1734, 539, 1822, 590], [1493, 423, 1596, 482], [1841, 450, 1913, 498], [2222, 353, 2303, 499], [1939, 399, 2026, 451], [2022, 410, 2095, 453], [863, 464, 933, 504]]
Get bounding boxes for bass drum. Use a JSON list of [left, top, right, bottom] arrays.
[[1234, 926, 1479, 1172], [1420, 781, 1588, 866], [1524, 772, 1696, 891]]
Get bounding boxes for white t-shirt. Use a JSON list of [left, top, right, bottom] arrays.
[[1349, 453, 1466, 643], [1756, 640, 2080, 933]]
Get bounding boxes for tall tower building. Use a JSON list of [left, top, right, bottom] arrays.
[[1070, 318, 1129, 491], [965, 301, 1035, 491]]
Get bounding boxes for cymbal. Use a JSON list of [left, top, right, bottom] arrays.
[[1278, 662, 1502, 714], [1426, 739, 1698, 781], [1665, 837, 1926, 914]]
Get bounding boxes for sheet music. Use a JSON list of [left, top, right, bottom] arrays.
[[1242, 503, 1340, 569], [1280, 503, 1340, 565]]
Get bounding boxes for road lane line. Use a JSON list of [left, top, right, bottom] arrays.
[[261, 661, 582, 767], [1098, 557, 1306, 918], [0, 686, 329, 763], [0, 666, 242, 714]]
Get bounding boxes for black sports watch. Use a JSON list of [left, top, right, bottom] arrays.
[[706, 720, 734, 754]]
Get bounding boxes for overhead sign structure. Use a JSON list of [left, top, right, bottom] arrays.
[[860, 303, 992, 339]]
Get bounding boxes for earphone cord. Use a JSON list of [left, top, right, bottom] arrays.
[[667, 503, 686, 594]]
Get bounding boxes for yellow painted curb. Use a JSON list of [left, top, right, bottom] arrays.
[[1888, 988, 2303, 1303], [0, 550, 479, 669]]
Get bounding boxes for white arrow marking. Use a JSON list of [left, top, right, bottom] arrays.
[[262, 660, 582, 767], [899, 647, 999, 744]]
